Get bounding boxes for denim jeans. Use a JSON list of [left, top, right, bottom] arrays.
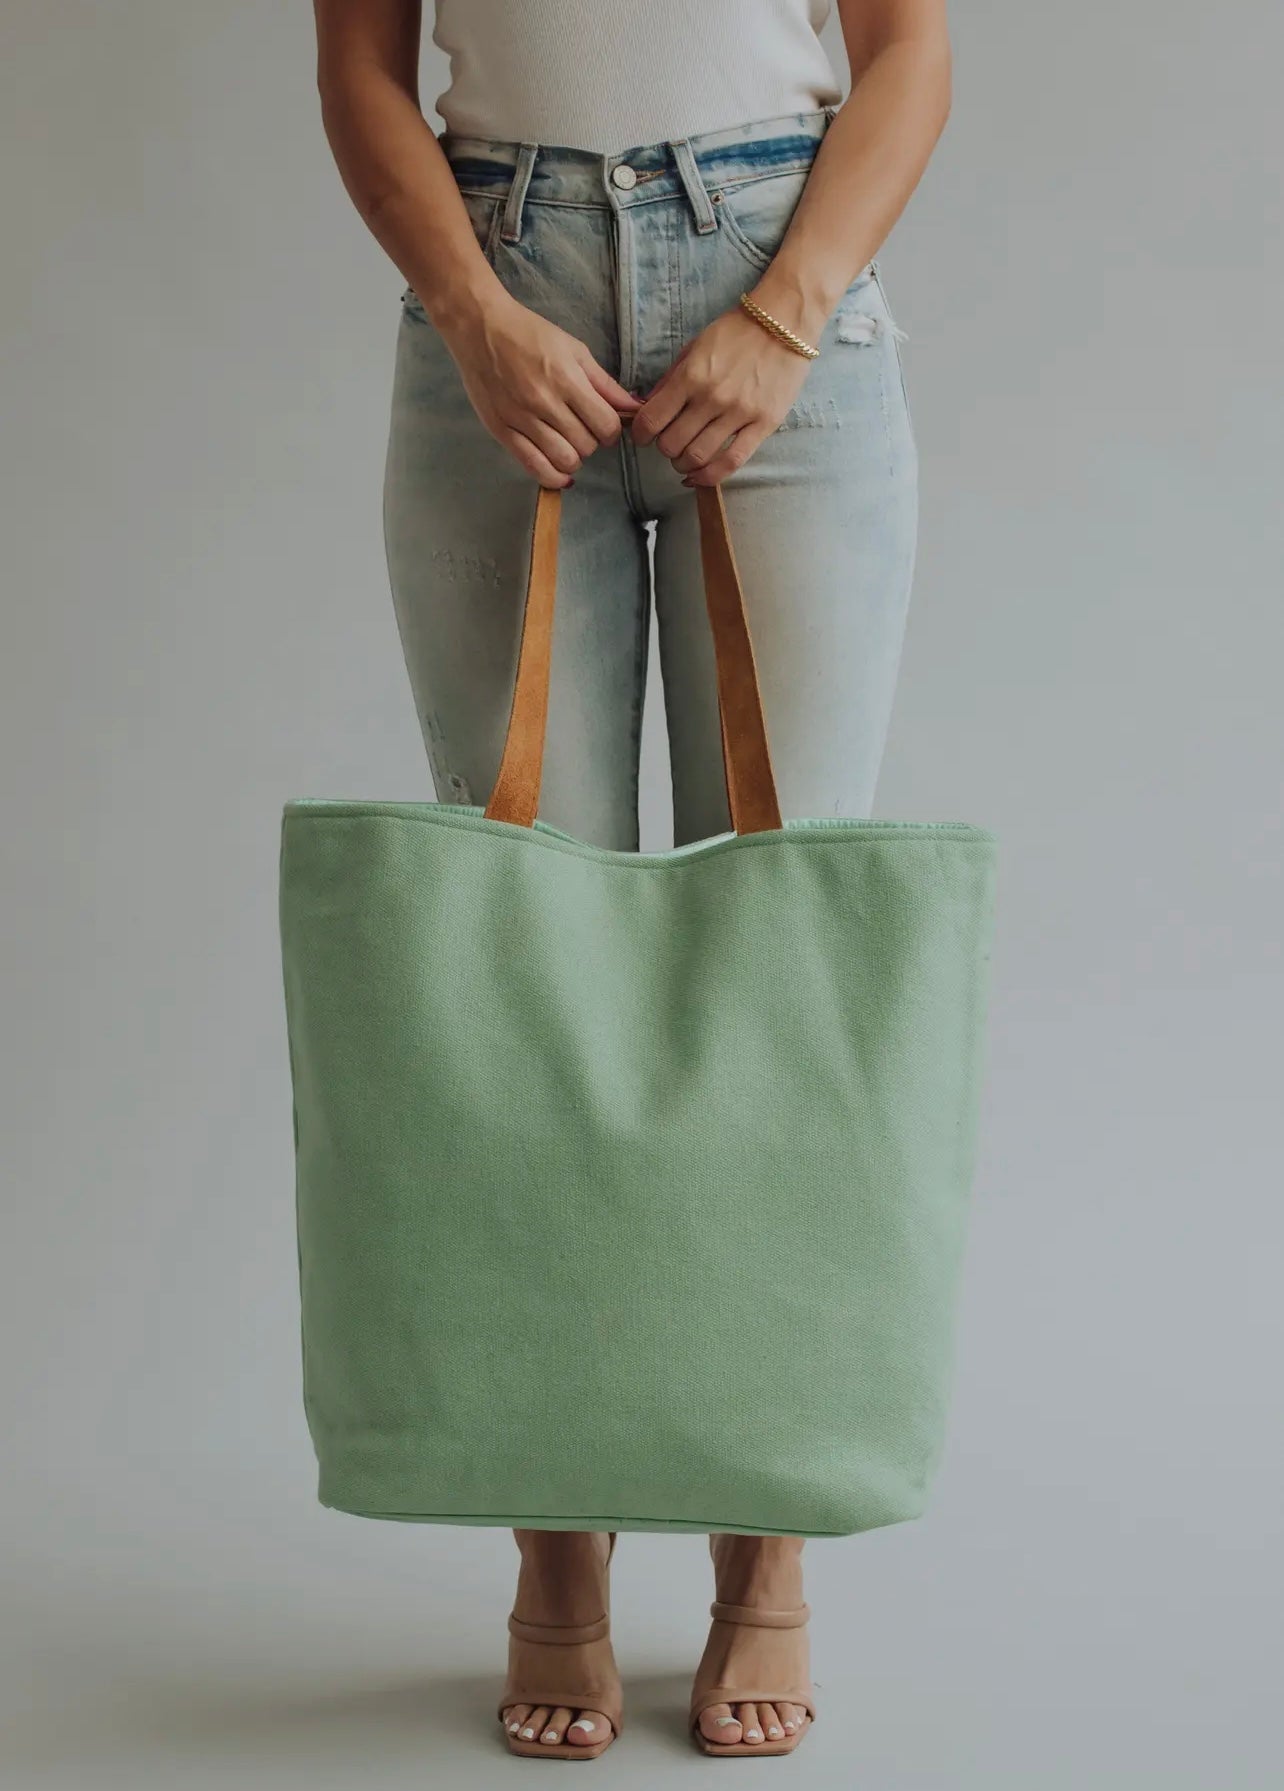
[[383, 107, 917, 850]]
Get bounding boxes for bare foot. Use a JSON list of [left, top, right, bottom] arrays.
[[500, 1529, 619, 1751], [693, 1534, 813, 1750]]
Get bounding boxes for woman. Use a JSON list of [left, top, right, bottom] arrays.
[[312, 0, 950, 1761]]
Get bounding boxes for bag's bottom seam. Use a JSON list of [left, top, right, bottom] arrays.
[[317, 1494, 915, 1539]]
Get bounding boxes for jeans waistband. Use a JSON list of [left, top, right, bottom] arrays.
[[439, 106, 836, 244]]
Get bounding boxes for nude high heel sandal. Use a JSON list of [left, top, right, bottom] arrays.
[[688, 1598, 817, 1758], [498, 1531, 622, 1760]]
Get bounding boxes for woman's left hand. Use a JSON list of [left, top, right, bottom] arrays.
[[628, 305, 814, 485]]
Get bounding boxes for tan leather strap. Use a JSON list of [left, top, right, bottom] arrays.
[[484, 482, 783, 835], [696, 481, 783, 833], [508, 1612, 611, 1646], [483, 483, 562, 829], [709, 1600, 812, 1629]]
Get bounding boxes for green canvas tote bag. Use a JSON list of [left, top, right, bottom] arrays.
[[279, 482, 996, 1538]]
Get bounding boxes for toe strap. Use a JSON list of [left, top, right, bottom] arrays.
[[689, 1687, 816, 1731]]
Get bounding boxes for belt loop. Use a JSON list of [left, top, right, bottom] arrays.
[[500, 142, 538, 243], [669, 137, 718, 235]]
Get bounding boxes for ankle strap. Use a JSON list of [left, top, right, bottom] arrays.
[[508, 1612, 610, 1645], [710, 1600, 811, 1630]]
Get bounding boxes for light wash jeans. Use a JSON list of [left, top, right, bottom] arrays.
[[383, 107, 917, 851]]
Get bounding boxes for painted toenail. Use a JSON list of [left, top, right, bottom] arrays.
[[542, 1731, 559, 1742], [520, 1727, 536, 1738], [784, 1720, 796, 1731], [747, 1728, 763, 1740], [769, 1725, 783, 1737], [714, 1716, 738, 1727], [508, 1721, 520, 1732], [570, 1719, 596, 1732]]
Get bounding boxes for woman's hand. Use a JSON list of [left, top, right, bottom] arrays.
[[440, 294, 641, 488], [628, 306, 813, 485]]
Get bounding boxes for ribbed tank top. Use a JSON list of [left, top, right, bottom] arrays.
[[430, 1, 842, 154]]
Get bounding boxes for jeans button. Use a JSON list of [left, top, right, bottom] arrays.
[[611, 163, 637, 190]]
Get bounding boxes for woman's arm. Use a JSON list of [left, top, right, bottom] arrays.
[[632, 0, 951, 484], [314, 0, 499, 332], [313, 0, 637, 487], [751, 0, 951, 350]]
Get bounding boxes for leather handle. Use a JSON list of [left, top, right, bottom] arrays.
[[484, 482, 783, 835]]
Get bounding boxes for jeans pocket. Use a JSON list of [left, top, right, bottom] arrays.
[[710, 166, 813, 271], [402, 189, 504, 313]]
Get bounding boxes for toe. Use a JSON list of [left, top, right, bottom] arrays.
[[504, 1703, 531, 1736], [760, 1701, 785, 1741], [566, 1709, 610, 1747], [699, 1703, 742, 1746], [542, 1707, 572, 1744], [780, 1701, 803, 1734], [739, 1702, 764, 1744], [520, 1705, 550, 1742]]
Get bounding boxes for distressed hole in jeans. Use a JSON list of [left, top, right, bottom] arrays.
[[834, 311, 907, 347], [779, 394, 840, 431], [431, 546, 503, 587]]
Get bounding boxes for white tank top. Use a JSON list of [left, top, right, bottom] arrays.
[[430, 1, 842, 154]]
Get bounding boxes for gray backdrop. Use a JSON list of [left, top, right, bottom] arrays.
[[3, 3, 1280, 1787]]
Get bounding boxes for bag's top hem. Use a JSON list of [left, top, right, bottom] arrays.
[[280, 801, 995, 867]]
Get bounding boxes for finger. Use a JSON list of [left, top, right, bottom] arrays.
[[506, 412, 583, 477], [501, 428, 577, 488], [683, 417, 774, 486], [655, 400, 727, 464], [540, 398, 601, 461], [565, 379, 634, 448], [579, 356, 644, 414], [629, 378, 692, 446], [673, 412, 750, 475]]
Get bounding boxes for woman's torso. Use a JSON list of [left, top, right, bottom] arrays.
[[431, 0, 842, 153]]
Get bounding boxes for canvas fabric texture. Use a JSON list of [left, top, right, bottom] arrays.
[[279, 484, 996, 1537]]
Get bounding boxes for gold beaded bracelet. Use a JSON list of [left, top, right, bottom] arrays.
[[738, 291, 821, 360]]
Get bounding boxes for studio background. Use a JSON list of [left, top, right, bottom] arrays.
[[3, 4, 1280, 1787]]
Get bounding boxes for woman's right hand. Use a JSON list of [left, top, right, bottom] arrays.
[[439, 294, 642, 488]]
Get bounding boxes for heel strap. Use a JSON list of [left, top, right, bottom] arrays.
[[709, 1600, 811, 1630], [508, 1611, 610, 1646]]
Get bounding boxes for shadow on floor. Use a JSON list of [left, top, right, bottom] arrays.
[[6, 1664, 719, 1775]]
